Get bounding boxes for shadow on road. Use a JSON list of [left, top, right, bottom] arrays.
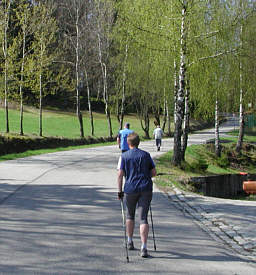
[[0, 181, 255, 273]]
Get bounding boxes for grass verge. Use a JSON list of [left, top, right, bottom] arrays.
[[154, 135, 256, 201]]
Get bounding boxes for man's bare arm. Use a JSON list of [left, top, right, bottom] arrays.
[[151, 168, 157, 178], [117, 169, 124, 192]]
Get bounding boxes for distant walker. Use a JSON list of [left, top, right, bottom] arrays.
[[153, 125, 164, 151], [117, 123, 134, 153]]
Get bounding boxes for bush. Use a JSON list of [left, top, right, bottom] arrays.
[[216, 154, 229, 168], [0, 135, 115, 156], [190, 159, 208, 171]]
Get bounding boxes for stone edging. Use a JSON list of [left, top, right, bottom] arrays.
[[165, 186, 256, 261]]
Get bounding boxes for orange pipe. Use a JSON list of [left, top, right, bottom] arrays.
[[243, 181, 256, 194]]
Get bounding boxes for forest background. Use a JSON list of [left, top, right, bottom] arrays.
[[0, 0, 255, 165]]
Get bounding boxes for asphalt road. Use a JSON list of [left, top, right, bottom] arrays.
[[0, 120, 256, 274]]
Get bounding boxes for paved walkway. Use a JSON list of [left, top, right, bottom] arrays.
[[166, 187, 256, 259], [0, 118, 255, 274], [142, 118, 256, 261]]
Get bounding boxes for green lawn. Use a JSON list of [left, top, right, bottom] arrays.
[[0, 107, 160, 139]]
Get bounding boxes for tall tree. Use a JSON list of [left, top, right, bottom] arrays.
[[96, 0, 114, 138], [58, 0, 89, 138], [1, 0, 11, 133], [31, 2, 58, 136], [15, 1, 34, 135], [172, 0, 188, 166]]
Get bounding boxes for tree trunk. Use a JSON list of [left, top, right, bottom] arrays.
[[236, 23, 244, 153], [140, 111, 150, 139], [39, 72, 43, 137], [172, 1, 187, 166], [215, 97, 221, 157], [3, 0, 11, 133], [181, 78, 190, 161], [119, 41, 128, 130], [166, 102, 171, 136], [98, 33, 113, 138], [20, 24, 26, 136], [75, 7, 84, 138], [162, 88, 167, 132], [20, 79, 24, 136], [173, 58, 178, 126], [85, 69, 94, 136], [4, 55, 9, 133], [236, 62, 245, 153]]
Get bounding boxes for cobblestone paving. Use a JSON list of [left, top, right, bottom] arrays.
[[164, 186, 256, 262]]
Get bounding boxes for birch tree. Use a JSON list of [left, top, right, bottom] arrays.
[[96, 0, 114, 138], [31, 3, 58, 136], [1, 0, 11, 133], [15, 1, 34, 135], [58, 0, 86, 138], [172, 0, 188, 166]]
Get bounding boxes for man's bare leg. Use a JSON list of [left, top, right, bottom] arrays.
[[140, 224, 149, 246], [126, 219, 135, 249]]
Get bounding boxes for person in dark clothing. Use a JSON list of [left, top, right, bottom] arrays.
[[117, 133, 156, 258]]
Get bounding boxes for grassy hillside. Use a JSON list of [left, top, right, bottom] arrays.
[[0, 107, 161, 139]]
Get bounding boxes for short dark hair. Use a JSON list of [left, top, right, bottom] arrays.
[[127, 133, 140, 147], [125, 122, 130, 128]]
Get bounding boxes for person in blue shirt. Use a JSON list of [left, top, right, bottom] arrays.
[[117, 123, 134, 153], [117, 133, 156, 258]]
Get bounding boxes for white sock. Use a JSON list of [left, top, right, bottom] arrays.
[[128, 237, 133, 243], [141, 243, 147, 250]]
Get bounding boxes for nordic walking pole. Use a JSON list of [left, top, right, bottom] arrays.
[[120, 198, 129, 263], [149, 204, 156, 251]]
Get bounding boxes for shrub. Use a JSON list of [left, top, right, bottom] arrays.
[[190, 159, 208, 171], [216, 154, 229, 168], [0, 135, 115, 156]]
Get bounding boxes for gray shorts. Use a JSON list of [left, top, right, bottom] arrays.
[[125, 191, 152, 224]]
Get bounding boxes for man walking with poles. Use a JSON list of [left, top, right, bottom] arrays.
[[117, 133, 156, 258]]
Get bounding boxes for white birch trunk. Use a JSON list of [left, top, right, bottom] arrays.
[[85, 69, 94, 136], [19, 15, 27, 136], [236, 55, 245, 152], [3, 0, 11, 133], [173, 1, 187, 166], [236, 17, 245, 153], [215, 96, 221, 157], [162, 87, 167, 133], [181, 79, 190, 160], [173, 58, 178, 125], [39, 72, 43, 137], [97, 33, 113, 138], [39, 43, 43, 137], [119, 41, 128, 130], [166, 100, 171, 136], [75, 7, 84, 138]]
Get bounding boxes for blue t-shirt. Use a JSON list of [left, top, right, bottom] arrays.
[[120, 148, 155, 194], [118, 128, 134, 151]]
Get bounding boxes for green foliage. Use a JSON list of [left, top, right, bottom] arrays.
[[189, 159, 209, 172], [0, 133, 115, 156], [216, 154, 229, 168]]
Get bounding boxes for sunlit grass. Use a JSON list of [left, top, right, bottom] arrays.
[[0, 107, 163, 139]]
